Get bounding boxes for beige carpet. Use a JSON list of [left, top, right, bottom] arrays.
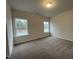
[[8, 37, 73, 59]]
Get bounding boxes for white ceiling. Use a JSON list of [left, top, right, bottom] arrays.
[[8, 0, 73, 17]]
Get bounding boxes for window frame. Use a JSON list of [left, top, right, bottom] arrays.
[[43, 20, 50, 33], [14, 17, 29, 37]]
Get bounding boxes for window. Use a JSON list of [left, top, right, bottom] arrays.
[[44, 21, 49, 32], [15, 18, 28, 36]]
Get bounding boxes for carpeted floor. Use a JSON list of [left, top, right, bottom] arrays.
[[8, 37, 73, 59]]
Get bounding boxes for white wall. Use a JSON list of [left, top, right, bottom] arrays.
[[50, 10, 73, 41], [11, 9, 50, 44], [6, 2, 13, 57]]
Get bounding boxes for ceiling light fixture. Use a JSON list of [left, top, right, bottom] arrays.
[[42, 0, 56, 9], [46, 2, 52, 8]]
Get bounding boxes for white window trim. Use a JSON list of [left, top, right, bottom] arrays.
[[13, 17, 29, 37]]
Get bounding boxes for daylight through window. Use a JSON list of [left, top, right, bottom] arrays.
[[15, 18, 28, 36], [44, 21, 49, 32]]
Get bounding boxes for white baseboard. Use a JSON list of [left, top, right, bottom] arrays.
[[51, 36, 73, 42]]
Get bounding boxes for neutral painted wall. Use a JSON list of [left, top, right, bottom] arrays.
[[6, 2, 13, 56], [50, 9, 73, 41], [11, 9, 50, 44]]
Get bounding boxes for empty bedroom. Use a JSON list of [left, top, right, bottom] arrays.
[[6, 0, 73, 59]]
